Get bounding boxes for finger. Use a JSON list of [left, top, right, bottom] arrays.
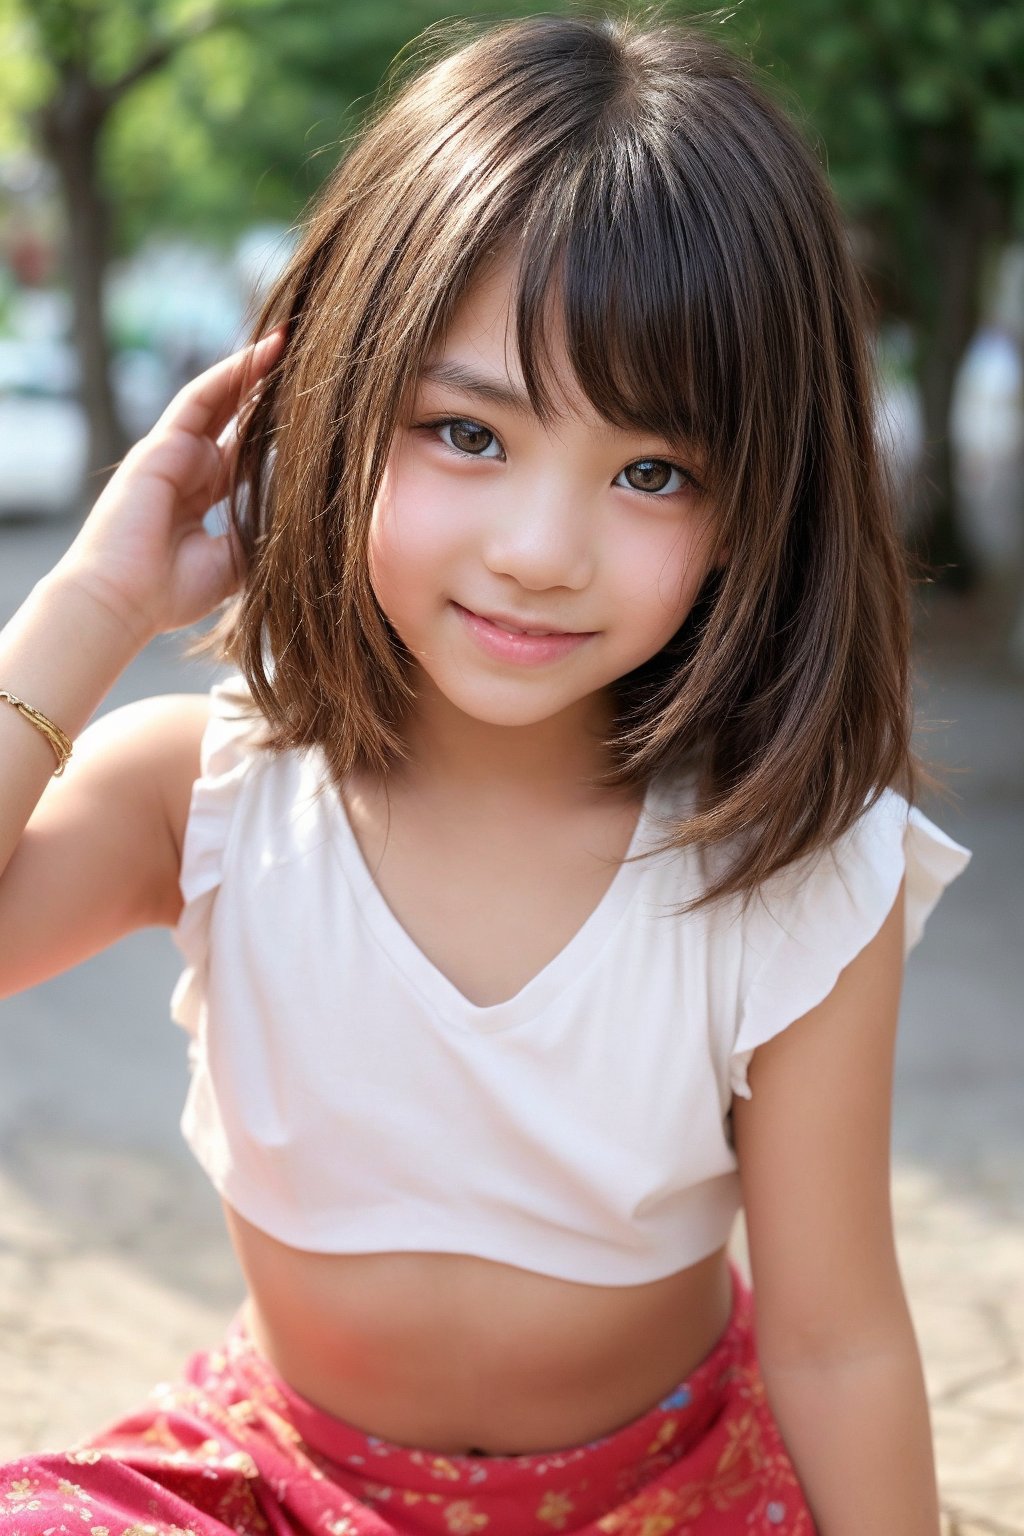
[[191, 329, 285, 444], [205, 433, 243, 512], [212, 526, 248, 607], [176, 518, 248, 617], [158, 329, 286, 443]]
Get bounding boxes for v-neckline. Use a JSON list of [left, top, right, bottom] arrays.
[[327, 775, 660, 1033]]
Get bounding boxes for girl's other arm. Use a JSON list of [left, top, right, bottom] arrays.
[[0, 333, 282, 999], [0, 669, 208, 999], [732, 880, 942, 1535]]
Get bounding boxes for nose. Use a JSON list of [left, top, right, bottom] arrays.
[[481, 476, 594, 592]]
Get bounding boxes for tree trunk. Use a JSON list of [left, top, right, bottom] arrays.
[[913, 237, 981, 587], [38, 68, 127, 512], [909, 155, 1002, 590]]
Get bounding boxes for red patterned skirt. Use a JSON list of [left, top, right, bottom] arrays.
[[0, 1272, 814, 1534]]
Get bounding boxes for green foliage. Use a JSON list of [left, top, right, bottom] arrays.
[[4, 0, 1023, 281], [11, 0, 566, 248], [0, 5, 50, 152], [102, 23, 331, 248], [727, 0, 1024, 218]]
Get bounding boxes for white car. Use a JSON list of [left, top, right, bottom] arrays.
[[0, 339, 89, 519]]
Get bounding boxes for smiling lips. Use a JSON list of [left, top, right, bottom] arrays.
[[477, 610, 575, 637], [452, 603, 595, 665]]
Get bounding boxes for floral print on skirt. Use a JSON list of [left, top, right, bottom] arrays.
[[0, 1270, 814, 1534]]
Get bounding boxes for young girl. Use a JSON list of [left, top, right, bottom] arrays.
[[0, 13, 970, 1535]]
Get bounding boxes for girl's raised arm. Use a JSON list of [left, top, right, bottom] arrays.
[[0, 333, 282, 1000]]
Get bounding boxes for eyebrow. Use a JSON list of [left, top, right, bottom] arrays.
[[418, 360, 532, 414]]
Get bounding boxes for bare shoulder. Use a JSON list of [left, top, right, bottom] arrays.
[[73, 690, 212, 858], [0, 691, 212, 1000]]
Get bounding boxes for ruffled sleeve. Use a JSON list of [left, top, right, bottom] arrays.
[[170, 674, 267, 1036], [729, 790, 971, 1099]]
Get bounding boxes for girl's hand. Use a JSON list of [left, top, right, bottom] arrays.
[[53, 331, 284, 649]]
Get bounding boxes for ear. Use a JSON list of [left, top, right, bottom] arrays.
[[713, 542, 730, 571]]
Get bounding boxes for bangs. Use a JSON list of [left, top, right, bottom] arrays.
[[508, 138, 744, 488]]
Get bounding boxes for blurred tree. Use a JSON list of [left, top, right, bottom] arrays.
[[102, 3, 535, 250], [737, 0, 1024, 585], [0, 0, 226, 486], [0, 0, 542, 502]]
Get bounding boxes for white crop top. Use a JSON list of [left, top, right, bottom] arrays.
[[171, 676, 971, 1285]]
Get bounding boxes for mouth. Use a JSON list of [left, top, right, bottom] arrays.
[[451, 602, 596, 666], [455, 604, 589, 638]]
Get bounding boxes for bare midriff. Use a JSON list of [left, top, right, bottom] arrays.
[[225, 1204, 734, 1456]]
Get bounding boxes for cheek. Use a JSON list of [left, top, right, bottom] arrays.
[[367, 463, 418, 621], [367, 466, 393, 574], [614, 524, 715, 636], [368, 458, 463, 617], [366, 477, 394, 613]]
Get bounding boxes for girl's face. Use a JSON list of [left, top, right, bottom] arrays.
[[369, 260, 726, 735]]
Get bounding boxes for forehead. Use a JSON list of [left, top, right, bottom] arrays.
[[440, 260, 519, 353], [421, 258, 604, 426]]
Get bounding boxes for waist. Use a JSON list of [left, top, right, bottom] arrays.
[[225, 1204, 735, 1455], [204, 1260, 753, 1483]]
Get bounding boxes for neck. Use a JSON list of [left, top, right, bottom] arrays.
[[393, 671, 618, 806]]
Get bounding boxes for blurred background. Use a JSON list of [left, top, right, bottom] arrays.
[[0, 1, 1021, 1530]]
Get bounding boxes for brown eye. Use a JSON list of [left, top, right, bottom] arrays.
[[621, 459, 675, 493], [444, 420, 500, 457]]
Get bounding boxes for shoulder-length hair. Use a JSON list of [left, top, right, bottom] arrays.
[[217, 10, 925, 909]]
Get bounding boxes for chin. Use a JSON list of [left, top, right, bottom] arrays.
[[428, 675, 587, 730], [457, 697, 576, 730]]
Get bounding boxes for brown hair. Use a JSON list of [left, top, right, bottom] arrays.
[[217, 9, 926, 908]]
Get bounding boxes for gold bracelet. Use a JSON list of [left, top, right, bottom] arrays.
[[0, 689, 73, 776]]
